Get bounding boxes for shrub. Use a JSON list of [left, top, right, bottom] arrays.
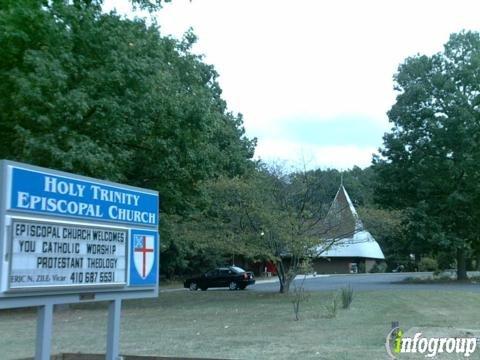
[[324, 292, 339, 318], [418, 257, 438, 272], [437, 252, 454, 270], [340, 284, 354, 309], [291, 282, 310, 321], [369, 262, 387, 273]]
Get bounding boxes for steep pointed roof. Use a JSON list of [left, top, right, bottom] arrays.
[[322, 185, 363, 240], [317, 184, 385, 260]]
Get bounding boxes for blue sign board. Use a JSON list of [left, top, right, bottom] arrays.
[[0, 161, 161, 308], [9, 167, 159, 226]]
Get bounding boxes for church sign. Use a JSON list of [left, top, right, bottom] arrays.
[[0, 160, 160, 303], [0, 160, 160, 359]]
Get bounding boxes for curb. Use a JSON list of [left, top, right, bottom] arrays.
[[255, 274, 330, 284]]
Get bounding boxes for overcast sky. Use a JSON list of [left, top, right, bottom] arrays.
[[106, 0, 480, 170]]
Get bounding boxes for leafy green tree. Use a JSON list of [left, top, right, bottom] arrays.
[[200, 163, 353, 293], [305, 166, 375, 209], [0, 1, 254, 210], [373, 31, 480, 280], [358, 207, 407, 270], [0, 0, 256, 275]]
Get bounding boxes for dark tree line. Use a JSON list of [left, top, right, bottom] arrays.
[[0, 0, 255, 276]]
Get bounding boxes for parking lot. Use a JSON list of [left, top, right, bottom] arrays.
[[252, 272, 480, 292]]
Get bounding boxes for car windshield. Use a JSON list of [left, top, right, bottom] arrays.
[[205, 270, 216, 277], [230, 266, 245, 273]]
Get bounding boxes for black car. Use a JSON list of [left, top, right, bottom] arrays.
[[184, 266, 255, 291]]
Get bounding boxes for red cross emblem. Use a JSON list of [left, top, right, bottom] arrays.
[[133, 235, 155, 279]]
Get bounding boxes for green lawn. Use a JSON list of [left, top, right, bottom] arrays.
[[1, 290, 479, 359]]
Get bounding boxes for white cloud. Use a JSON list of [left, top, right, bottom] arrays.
[[255, 138, 377, 170], [106, 0, 480, 169]]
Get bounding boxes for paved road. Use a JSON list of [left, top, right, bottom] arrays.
[[252, 272, 480, 292]]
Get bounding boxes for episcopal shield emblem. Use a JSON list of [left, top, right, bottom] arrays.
[[133, 234, 155, 279]]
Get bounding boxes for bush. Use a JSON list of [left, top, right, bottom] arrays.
[[369, 262, 387, 273], [340, 284, 354, 309], [418, 257, 438, 272], [324, 292, 339, 318], [358, 262, 366, 273], [291, 282, 310, 321], [437, 252, 454, 270]]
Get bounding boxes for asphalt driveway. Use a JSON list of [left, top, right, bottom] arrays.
[[252, 272, 480, 292]]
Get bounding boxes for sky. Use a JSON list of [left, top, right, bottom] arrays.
[[105, 0, 480, 170]]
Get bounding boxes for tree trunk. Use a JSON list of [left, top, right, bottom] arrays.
[[276, 260, 295, 293], [283, 275, 293, 293], [279, 281, 286, 293], [277, 260, 287, 293], [457, 248, 467, 281]]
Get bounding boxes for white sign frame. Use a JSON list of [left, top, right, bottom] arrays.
[[7, 218, 128, 291]]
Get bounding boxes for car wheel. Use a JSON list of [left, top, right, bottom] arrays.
[[229, 281, 238, 290], [200, 287, 208, 291], [189, 282, 198, 291]]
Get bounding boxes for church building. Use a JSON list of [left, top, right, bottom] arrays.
[[313, 184, 385, 274]]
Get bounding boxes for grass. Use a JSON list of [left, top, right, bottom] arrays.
[[1, 290, 480, 359], [401, 275, 480, 284], [158, 278, 185, 289]]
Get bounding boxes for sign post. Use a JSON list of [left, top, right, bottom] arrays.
[[36, 303, 53, 360], [107, 299, 122, 360], [0, 160, 160, 360]]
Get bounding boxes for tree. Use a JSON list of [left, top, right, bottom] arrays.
[[0, 0, 256, 275], [373, 31, 480, 280], [201, 163, 353, 293], [358, 207, 407, 270], [0, 1, 255, 210]]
